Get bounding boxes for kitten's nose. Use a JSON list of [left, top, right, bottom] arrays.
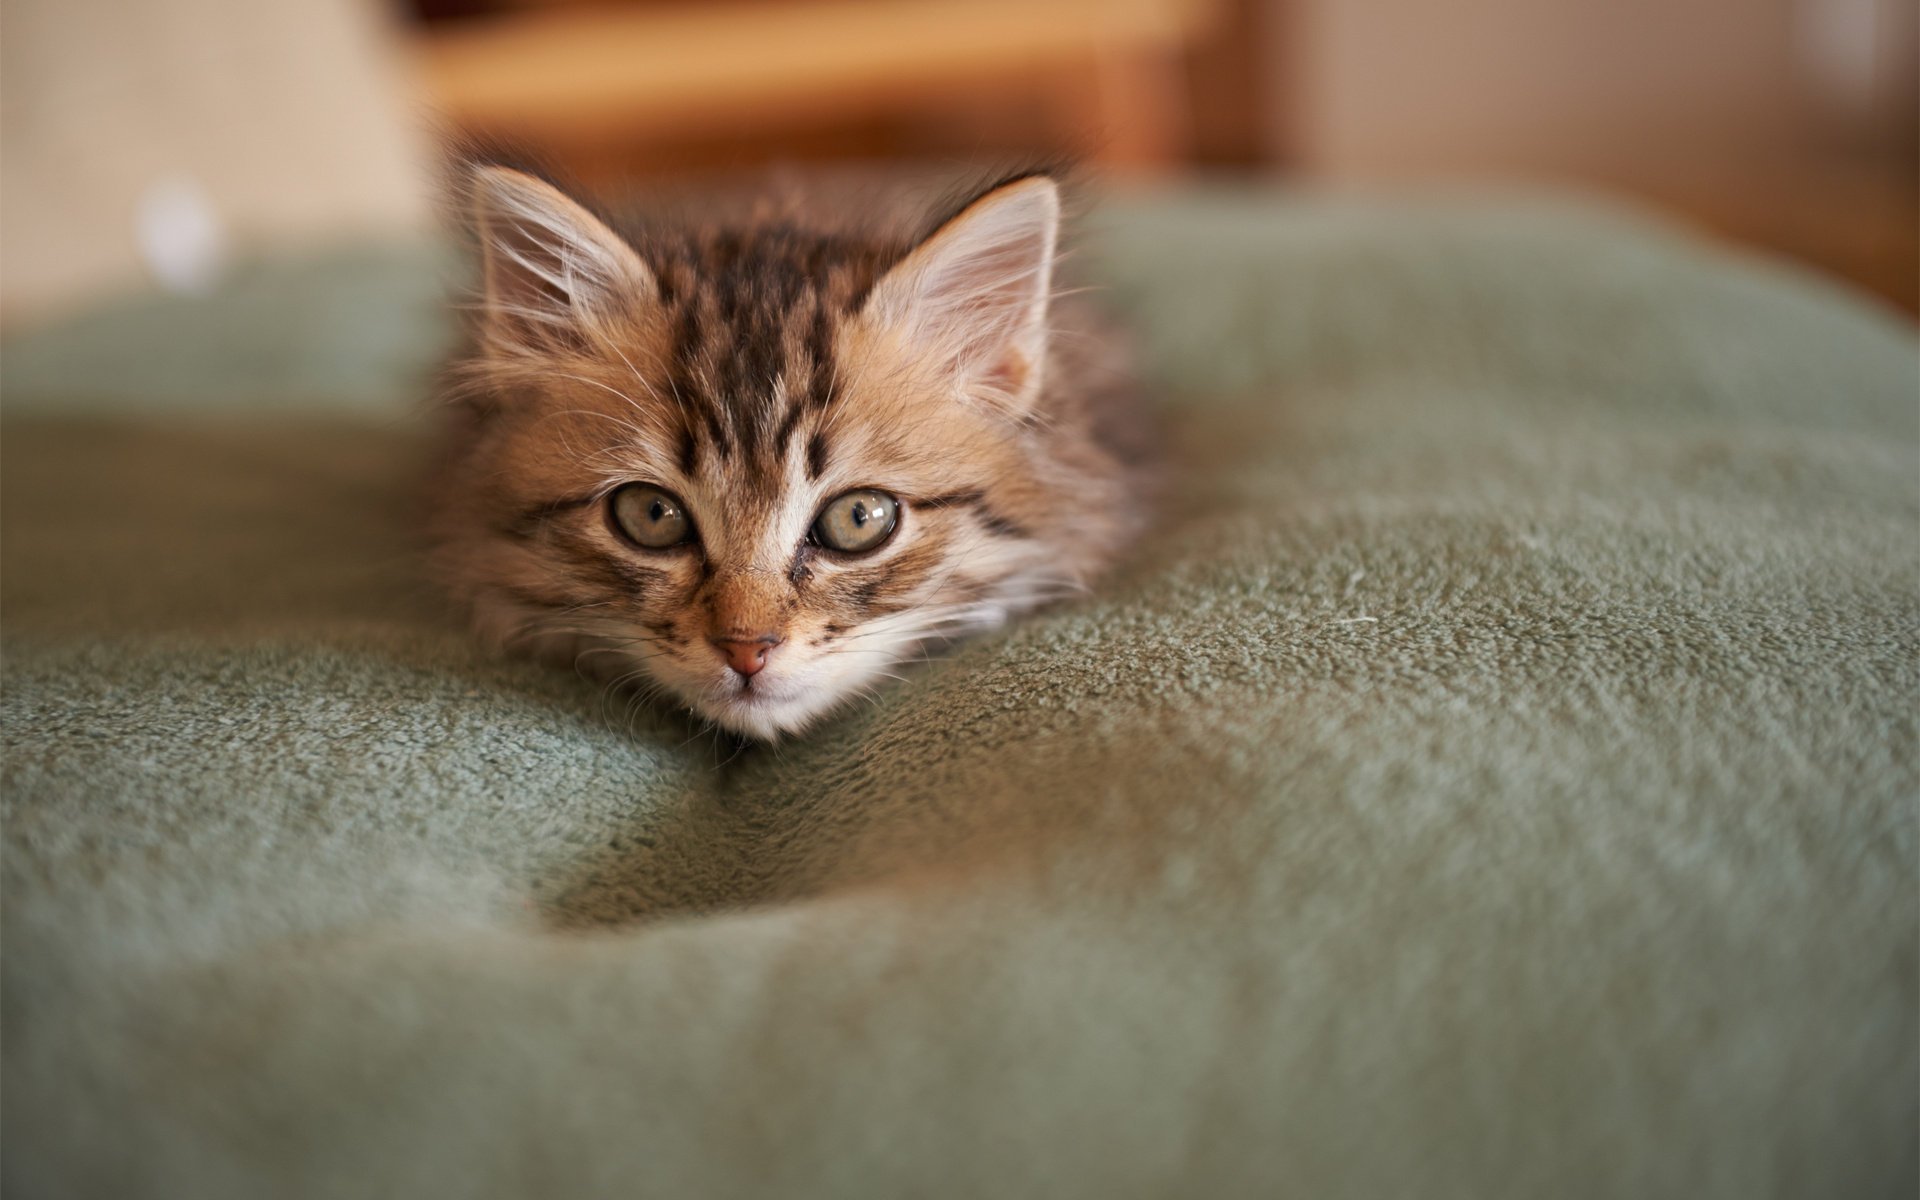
[[712, 635, 782, 678]]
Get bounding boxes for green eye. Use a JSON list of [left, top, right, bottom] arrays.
[[813, 489, 898, 553], [609, 483, 692, 548]]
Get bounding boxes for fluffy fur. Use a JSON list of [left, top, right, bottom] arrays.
[[430, 166, 1143, 739]]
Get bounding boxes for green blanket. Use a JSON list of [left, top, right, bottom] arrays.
[[4, 189, 1915, 1198]]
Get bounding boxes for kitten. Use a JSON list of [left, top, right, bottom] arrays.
[[431, 165, 1145, 740]]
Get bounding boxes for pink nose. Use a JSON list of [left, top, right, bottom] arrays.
[[712, 636, 781, 677]]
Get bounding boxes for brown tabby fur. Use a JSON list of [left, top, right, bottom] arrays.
[[431, 165, 1145, 739]]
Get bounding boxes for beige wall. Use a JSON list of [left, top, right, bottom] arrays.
[[1, 0, 433, 326], [1288, 0, 1915, 181]]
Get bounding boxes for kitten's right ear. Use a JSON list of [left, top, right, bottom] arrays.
[[469, 166, 654, 351]]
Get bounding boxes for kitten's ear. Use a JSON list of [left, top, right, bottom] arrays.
[[469, 166, 654, 350], [861, 174, 1060, 413]]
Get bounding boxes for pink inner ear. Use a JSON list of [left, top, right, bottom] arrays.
[[486, 218, 573, 315], [471, 167, 654, 347], [978, 345, 1032, 397], [862, 177, 1059, 408]]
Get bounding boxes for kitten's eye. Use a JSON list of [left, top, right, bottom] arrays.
[[813, 489, 899, 553], [609, 483, 693, 549]]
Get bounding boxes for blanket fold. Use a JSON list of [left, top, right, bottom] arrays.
[[4, 189, 1914, 1199]]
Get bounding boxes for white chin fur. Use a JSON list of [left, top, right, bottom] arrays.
[[514, 588, 1032, 741], [651, 620, 971, 740], [640, 654, 867, 741], [690, 688, 835, 742]]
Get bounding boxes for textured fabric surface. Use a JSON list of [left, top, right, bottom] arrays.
[[3, 189, 1916, 1198]]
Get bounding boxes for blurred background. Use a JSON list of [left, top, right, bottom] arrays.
[[3, 0, 1915, 329]]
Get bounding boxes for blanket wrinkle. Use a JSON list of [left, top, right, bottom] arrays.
[[2, 189, 1915, 1199]]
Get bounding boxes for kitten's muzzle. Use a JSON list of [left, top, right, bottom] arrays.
[[711, 634, 783, 678]]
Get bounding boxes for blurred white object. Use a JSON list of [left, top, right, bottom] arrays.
[[0, 0, 432, 328], [136, 174, 230, 296]]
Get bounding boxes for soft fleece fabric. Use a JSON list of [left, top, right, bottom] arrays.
[[3, 189, 1915, 1198]]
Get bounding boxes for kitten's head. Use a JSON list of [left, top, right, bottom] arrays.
[[435, 166, 1116, 739]]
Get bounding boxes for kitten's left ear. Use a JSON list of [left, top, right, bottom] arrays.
[[861, 174, 1060, 414], [470, 166, 655, 352]]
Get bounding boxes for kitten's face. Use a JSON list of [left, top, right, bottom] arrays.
[[437, 168, 1091, 739]]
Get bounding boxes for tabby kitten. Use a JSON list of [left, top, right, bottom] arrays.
[[433, 165, 1142, 740]]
